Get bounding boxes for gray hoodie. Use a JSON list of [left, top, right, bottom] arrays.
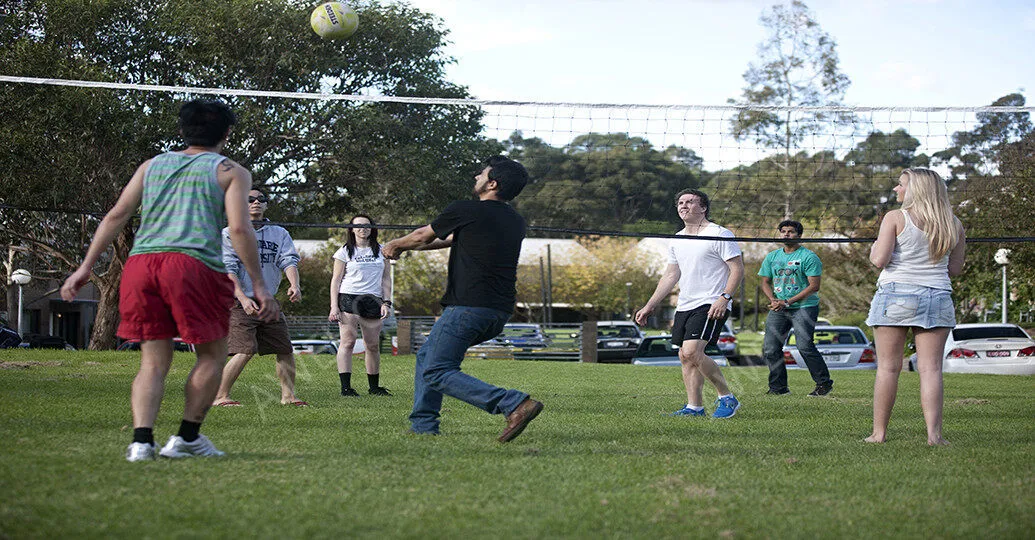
[[222, 221, 300, 298]]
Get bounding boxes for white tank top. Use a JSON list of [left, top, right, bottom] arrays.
[[877, 211, 952, 290]]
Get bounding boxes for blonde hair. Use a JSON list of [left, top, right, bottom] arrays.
[[900, 168, 959, 262]]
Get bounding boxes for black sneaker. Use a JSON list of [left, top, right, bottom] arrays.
[[766, 388, 791, 395], [369, 386, 393, 396], [808, 383, 833, 397], [341, 387, 360, 397]]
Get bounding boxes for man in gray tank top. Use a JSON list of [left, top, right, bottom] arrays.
[[61, 100, 278, 462]]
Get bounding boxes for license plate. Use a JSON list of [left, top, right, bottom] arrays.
[[986, 350, 1011, 357], [605, 342, 626, 348], [823, 355, 845, 363]]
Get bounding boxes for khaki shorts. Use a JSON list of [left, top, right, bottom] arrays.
[[227, 300, 293, 356]]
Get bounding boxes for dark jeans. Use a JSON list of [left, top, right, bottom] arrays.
[[409, 306, 528, 434], [762, 305, 832, 390]]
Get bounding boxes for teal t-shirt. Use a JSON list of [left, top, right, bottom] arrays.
[[758, 247, 822, 309]]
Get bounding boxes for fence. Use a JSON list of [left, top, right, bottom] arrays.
[[398, 318, 595, 362]]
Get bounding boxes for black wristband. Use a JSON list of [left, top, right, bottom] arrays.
[[383, 300, 393, 307]]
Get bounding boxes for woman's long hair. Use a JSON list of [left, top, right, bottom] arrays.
[[344, 214, 380, 259], [900, 168, 959, 262]]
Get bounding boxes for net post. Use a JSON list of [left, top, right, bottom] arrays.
[[581, 321, 597, 363], [396, 319, 412, 355]]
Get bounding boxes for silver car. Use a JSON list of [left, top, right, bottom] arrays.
[[783, 325, 876, 370], [908, 323, 1035, 375], [631, 335, 728, 367]]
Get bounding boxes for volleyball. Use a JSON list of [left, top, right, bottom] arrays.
[[310, 2, 359, 40]]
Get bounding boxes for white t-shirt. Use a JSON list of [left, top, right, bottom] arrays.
[[333, 246, 385, 296], [667, 224, 742, 312]]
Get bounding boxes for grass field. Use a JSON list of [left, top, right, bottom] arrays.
[[1, 349, 1032, 539]]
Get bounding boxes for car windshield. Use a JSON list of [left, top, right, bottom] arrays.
[[639, 338, 677, 357], [953, 326, 1029, 341], [599, 326, 640, 338], [788, 329, 866, 346]]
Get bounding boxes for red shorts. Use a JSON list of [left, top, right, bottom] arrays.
[[118, 252, 234, 344]]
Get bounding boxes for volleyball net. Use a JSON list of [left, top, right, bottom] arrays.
[[2, 75, 1032, 244]]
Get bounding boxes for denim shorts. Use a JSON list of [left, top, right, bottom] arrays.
[[865, 282, 956, 329]]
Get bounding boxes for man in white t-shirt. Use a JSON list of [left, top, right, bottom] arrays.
[[635, 189, 744, 419]]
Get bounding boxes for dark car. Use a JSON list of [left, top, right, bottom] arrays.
[[117, 338, 193, 352], [596, 321, 645, 363], [632, 335, 728, 366], [496, 323, 549, 351]]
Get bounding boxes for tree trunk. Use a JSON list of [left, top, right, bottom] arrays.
[[87, 228, 133, 350], [88, 276, 121, 350]]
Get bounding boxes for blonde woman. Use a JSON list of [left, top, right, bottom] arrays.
[[329, 215, 393, 396], [865, 168, 966, 445]]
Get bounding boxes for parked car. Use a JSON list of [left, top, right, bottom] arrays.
[[496, 323, 549, 351], [632, 334, 728, 366], [291, 339, 342, 355], [783, 325, 876, 370], [716, 321, 739, 362], [116, 338, 191, 352], [816, 317, 833, 327], [596, 321, 645, 363], [908, 323, 1035, 375]]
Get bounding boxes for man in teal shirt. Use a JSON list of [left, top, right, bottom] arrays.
[[759, 220, 832, 396]]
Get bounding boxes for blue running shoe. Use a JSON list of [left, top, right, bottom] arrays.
[[712, 396, 740, 419], [670, 406, 706, 417]]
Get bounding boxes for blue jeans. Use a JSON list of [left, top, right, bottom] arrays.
[[762, 305, 832, 390], [410, 306, 529, 434]]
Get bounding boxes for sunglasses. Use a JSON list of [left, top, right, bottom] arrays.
[[248, 196, 268, 203]]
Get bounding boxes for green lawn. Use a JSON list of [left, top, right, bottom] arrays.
[[0, 349, 1032, 539]]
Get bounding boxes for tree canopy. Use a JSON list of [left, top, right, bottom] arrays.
[[0, 0, 498, 348]]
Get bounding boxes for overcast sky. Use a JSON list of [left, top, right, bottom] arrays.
[[404, 0, 1034, 107]]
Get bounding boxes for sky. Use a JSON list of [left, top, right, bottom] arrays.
[[397, 0, 1035, 169], [404, 0, 1034, 107]]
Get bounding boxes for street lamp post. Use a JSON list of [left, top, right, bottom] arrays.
[[625, 282, 633, 320], [11, 269, 32, 336], [995, 249, 1011, 324]]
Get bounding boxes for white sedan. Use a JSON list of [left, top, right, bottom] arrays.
[[908, 323, 1035, 375]]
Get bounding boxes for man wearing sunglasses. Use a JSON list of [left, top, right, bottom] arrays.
[[213, 188, 307, 407]]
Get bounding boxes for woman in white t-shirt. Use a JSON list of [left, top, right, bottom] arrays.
[[329, 214, 393, 397], [865, 168, 966, 446]]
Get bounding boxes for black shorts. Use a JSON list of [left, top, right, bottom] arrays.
[[338, 293, 383, 319], [671, 304, 728, 346]]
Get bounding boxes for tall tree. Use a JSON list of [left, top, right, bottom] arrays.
[[933, 93, 1032, 183], [0, 0, 495, 348], [727, 0, 852, 219]]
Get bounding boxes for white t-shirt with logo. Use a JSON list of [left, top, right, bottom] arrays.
[[667, 224, 742, 312], [333, 246, 385, 296]]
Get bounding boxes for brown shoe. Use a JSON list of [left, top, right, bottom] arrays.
[[499, 398, 544, 443]]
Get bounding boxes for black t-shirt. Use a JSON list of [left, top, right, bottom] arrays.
[[431, 200, 526, 313]]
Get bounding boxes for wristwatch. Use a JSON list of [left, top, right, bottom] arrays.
[[720, 293, 732, 301]]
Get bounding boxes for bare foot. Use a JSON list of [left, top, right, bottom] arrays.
[[863, 434, 885, 443], [927, 437, 950, 446], [281, 399, 308, 407]]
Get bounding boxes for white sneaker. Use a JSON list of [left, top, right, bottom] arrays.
[[158, 434, 225, 459], [126, 442, 157, 462]]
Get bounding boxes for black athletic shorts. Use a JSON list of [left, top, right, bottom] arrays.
[[338, 293, 383, 320], [671, 304, 729, 346]]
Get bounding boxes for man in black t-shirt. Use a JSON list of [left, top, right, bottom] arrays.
[[383, 156, 544, 443]]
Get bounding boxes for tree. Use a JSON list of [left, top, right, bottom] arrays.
[[0, 0, 496, 348], [951, 130, 1035, 322], [727, 0, 852, 219], [933, 93, 1033, 182], [507, 132, 702, 231], [547, 237, 663, 320]]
